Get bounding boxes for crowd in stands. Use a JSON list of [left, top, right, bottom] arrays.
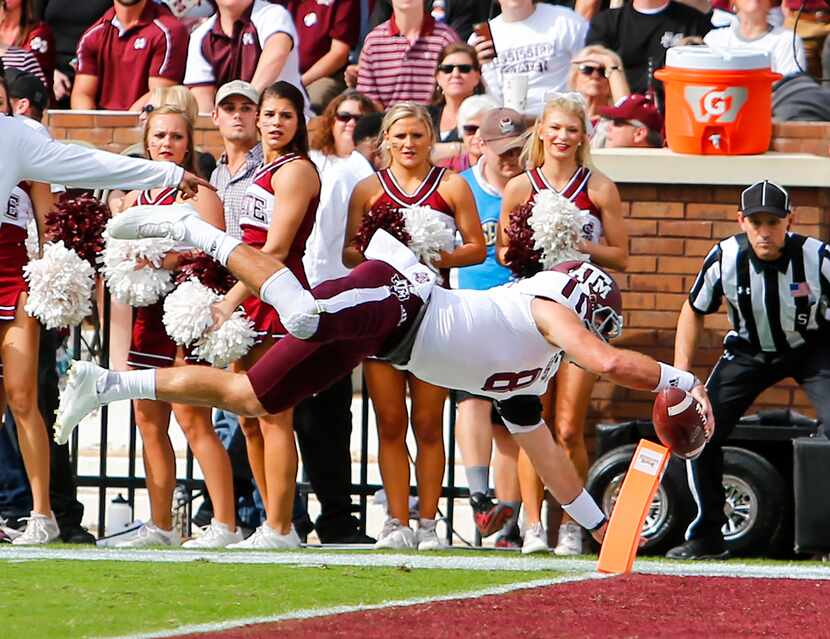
[[0, 0, 828, 553]]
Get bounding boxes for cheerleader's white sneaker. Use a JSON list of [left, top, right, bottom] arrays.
[[54, 360, 106, 445], [183, 519, 244, 549], [107, 203, 196, 241]]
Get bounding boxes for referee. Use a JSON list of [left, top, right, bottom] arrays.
[[667, 180, 830, 560]]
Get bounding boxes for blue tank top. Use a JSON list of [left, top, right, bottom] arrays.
[[457, 165, 513, 290]]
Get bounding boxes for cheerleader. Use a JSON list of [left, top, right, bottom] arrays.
[[210, 81, 320, 549], [343, 102, 485, 550], [114, 104, 239, 548], [0, 72, 61, 545], [497, 92, 628, 555]]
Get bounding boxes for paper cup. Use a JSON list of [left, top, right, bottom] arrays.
[[503, 73, 529, 113]]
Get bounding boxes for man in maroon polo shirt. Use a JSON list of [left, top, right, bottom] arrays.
[[185, 0, 310, 116], [70, 0, 187, 111], [276, 0, 359, 113], [356, 0, 459, 110]]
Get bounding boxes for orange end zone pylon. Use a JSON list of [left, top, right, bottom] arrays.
[[597, 438, 670, 574]]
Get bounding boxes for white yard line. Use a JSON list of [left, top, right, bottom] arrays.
[[4, 545, 830, 580], [108, 572, 610, 639]]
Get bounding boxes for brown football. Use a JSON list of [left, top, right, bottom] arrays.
[[652, 388, 708, 460]]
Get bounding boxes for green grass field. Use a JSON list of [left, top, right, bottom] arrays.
[[2, 559, 552, 639]]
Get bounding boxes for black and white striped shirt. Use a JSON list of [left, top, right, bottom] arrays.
[[690, 233, 830, 352]]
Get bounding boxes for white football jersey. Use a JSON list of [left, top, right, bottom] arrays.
[[405, 270, 584, 400]]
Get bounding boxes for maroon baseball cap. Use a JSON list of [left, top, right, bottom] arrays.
[[479, 108, 530, 155], [598, 94, 663, 133]]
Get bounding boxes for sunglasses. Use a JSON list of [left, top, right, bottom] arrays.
[[612, 119, 637, 128], [141, 103, 155, 114], [462, 124, 479, 136], [438, 64, 474, 74], [577, 64, 607, 79], [335, 111, 361, 123]]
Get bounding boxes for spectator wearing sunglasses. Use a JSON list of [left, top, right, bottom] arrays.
[[567, 45, 629, 126], [598, 93, 664, 148], [434, 92, 498, 171], [430, 43, 484, 143], [293, 89, 377, 544]]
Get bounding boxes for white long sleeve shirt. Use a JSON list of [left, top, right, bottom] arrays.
[[1, 115, 184, 214], [302, 150, 374, 287]]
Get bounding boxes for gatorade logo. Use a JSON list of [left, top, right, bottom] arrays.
[[684, 86, 748, 123]]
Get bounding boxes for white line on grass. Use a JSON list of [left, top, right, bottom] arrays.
[[107, 571, 610, 639], [5, 546, 830, 581]]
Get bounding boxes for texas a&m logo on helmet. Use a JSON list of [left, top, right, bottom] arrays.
[[552, 260, 623, 342]]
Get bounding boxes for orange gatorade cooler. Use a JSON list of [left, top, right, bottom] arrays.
[[654, 46, 782, 155]]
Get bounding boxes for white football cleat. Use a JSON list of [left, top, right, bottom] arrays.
[[54, 360, 107, 445], [107, 203, 197, 241]]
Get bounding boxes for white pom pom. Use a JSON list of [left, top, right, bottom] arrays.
[[527, 190, 585, 269], [402, 206, 455, 268], [100, 227, 176, 307], [192, 310, 257, 368], [25, 218, 40, 260], [162, 278, 220, 346], [23, 241, 95, 329]]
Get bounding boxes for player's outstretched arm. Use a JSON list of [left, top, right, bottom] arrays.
[[531, 298, 714, 430]]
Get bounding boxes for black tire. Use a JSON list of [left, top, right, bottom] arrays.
[[586, 445, 695, 555], [721, 446, 786, 556]]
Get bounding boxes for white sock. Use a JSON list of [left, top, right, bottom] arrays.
[[96, 370, 157, 404], [259, 268, 320, 339], [180, 216, 241, 266]]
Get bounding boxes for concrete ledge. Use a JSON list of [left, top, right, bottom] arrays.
[[592, 147, 830, 188]]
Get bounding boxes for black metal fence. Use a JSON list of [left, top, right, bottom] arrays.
[[67, 293, 474, 545]]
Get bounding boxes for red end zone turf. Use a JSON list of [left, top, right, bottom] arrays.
[[176, 574, 830, 638]]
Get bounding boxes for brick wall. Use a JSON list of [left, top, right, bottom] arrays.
[[43, 112, 830, 160], [44, 111, 226, 159], [588, 184, 830, 428], [771, 122, 830, 157]]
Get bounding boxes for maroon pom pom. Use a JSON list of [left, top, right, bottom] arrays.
[[174, 252, 236, 294], [45, 194, 111, 270], [504, 202, 543, 279], [352, 202, 411, 255]]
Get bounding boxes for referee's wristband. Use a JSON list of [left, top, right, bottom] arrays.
[[654, 362, 700, 393]]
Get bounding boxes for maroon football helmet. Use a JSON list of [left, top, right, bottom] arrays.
[[552, 260, 624, 342]]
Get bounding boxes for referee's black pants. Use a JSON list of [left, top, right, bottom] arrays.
[[687, 337, 830, 542]]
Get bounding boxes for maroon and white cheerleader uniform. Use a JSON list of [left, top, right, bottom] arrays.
[[0, 184, 35, 380], [239, 153, 318, 342], [526, 166, 603, 245], [373, 165, 456, 285], [127, 187, 202, 369]]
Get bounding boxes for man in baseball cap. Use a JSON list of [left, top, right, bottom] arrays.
[[6, 69, 49, 122], [478, 107, 531, 156], [214, 80, 260, 109], [598, 94, 663, 149]]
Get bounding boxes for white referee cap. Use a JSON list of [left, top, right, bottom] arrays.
[[740, 180, 790, 218]]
